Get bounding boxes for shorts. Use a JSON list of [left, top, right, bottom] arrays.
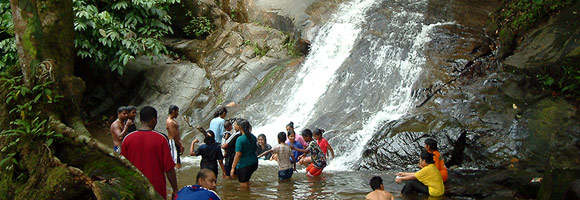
[[169, 139, 181, 164], [306, 163, 323, 177], [237, 164, 258, 183], [278, 168, 293, 180]]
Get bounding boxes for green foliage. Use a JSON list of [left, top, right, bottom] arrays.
[[0, 0, 180, 75], [283, 38, 301, 58], [253, 42, 269, 57], [0, 1, 17, 70], [0, 73, 63, 168], [497, 0, 577, 33], [537, 59, 580, 97], [183, 12, 214, 39], [73, 0, 179, 75], [230, 8, 237, 21]]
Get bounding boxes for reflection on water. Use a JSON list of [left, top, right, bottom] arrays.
[[176, 157, 398, 199]]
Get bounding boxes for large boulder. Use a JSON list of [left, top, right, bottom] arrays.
[[503, 2, 580, 69]]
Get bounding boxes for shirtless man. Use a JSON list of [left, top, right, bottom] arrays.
[[166, 105, 184, 169], [110, 106, 133, 153], [366, 176, 394, 200]]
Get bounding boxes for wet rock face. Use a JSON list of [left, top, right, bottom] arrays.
[[124, 0, 306, 133], [358, 0, 580, 175], [504, 2, 580, 69]]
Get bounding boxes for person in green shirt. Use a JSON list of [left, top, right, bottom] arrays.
[[230, 119, 258, 188], [395, 150, 444, 197]]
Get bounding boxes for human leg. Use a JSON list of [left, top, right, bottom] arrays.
[[237, 164, 258, 187], [401, 179, 429, 195], [299, 156, 312, 166], [278, 168, 294, 180]]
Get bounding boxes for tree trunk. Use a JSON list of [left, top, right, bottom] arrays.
[[5, 1, 161, 199], [11, 0, 85, 124]]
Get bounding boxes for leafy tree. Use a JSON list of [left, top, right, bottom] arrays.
[[0, 0, 16, 70], [74, 0, 179, 75], [0, 0, 179, 74], [0, 0, 168, 198]]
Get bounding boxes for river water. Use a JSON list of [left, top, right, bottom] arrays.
[[92, 128, 429, 199], [177, 157, 400, 199]]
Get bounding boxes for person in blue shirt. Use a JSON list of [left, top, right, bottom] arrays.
[[176, 168, 221, 200], [209, 106, 227, 144], [286, 130, 303, 164]]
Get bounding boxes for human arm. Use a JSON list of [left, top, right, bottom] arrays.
[[189, 139, 199, 156], [327, 143, 335, 159], [394, 172, 416, 183], [293, 154, 297, 171], [112, 120, 132, 140], [257, 149, 273, 158], [167, 121, 184, 154], [230, 151, 242, 176], [219, 159, 226, 178], [165, 168, 178, 198], [290, 145, 309, 154]]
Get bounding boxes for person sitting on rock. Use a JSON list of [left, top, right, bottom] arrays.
[[425, 138, 448, 182], [395, 150, 444, 197]]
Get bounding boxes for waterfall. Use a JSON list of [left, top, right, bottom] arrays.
[[244, 0, 453, 170], [249, 0, 378, 137]]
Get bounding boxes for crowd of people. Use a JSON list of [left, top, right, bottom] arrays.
[[110, 105, 450, 199]]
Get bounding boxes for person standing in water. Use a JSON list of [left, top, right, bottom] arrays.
[[313, 128, 335, 159], [256, 134, 272, 160], [209, 106, 227, 144], [257, 132, 296, 180], [230, 119, 258, 187], [110, 106, 132, 153], [366, 176, 395, 200], [425, 138, 448, 182], [125, 105, 137, 134], [121, 106, 178, 198], [291, 129, 327, 177], [166, 105, 184, 169], [286, 130, 304, 164], [190, 130, 226, 178], [222, 119, 242, 179], [285, 121, 308, 147]]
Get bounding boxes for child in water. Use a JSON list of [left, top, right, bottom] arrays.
[[313, 128, 335, 159], [190, 130, 226, 178], [257, 132, 296, 180], [425, 138, 448, 182], [287, 130, 303, 164], [291, 129, 326, 177]]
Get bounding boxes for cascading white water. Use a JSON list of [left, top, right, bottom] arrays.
[[250, 0, 454, 170], [251, 0, 379, 137]]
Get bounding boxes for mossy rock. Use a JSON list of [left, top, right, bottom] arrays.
[[498, 28, 515, 58]]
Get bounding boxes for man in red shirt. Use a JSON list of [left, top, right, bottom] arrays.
[[121, 106, 178, 199]]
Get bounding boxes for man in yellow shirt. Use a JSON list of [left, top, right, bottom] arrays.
[[395, 150, 444, 197]]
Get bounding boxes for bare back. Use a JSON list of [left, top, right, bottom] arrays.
[[365, 190, 394, 200]]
